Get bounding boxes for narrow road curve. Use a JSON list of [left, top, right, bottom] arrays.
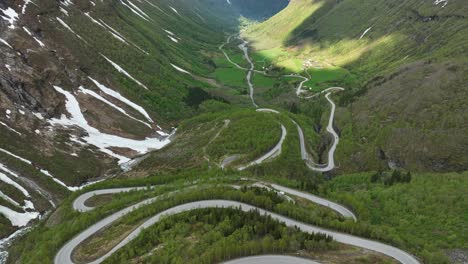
[[73, 187, 152, 212], [268, 183, 356, 221], [237, 124, 287, 170], [57, 199, 419, 264], [219, 35, 247, 71], [283, 74, 309, 96], [302, 92, 341, 172], [222, 255, 321, 264]]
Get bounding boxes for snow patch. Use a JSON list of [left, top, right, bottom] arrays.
[[59, 7, 69, 16], [33, 112, 44, 120], [434, 0, 448, 7], [50, 86, 172, 165], [359, 27, 372, 40], [0, 38, 13, 49], [119, 0, 150, 21], [22, 0, 33, 14], [0, 148, 32, 165], [171, 64, 191, 75], [101, 55, 149, 90], [169, 6, 180, 15], [0, 168, 30, 197], [56, 17, 85, 42], [126, 0, 151, 19], [78, 86, 151, 128], [0, 206, 39, 227], [23, 27, 45, 47], [0, 148, 78, 191], [0, 7, 19, 29], [62, 0, 73, 7], [0, 121, 22, 135], [84, 13, 128, 45], [168, 35, 178, 43], [164, 29, 175, 36], [88, 77, 154, 123]]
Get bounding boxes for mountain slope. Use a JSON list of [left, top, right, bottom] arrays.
[[0, 0, 247, 239], [244, 0, 468, 172]]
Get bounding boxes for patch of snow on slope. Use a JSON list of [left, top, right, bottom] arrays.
[[0, 191, 21, 208], [164, 29, 175, 36], [84, 13, 128, 44], [59, 7, 69, 16], [23, 27, 45, 47], [0, 7, 18, 29], [0, 121, 22, 135], [56, 17, 85, 41], [168, 35, 178, 43], [86, 17, 147, 54], [32, 112, 44, 120], [98, 19, 148, 54], [171, 64, 191, 74], [22, 0, 33, 15], [62, 0, 73, 7], [119, 0, 150, 21], [0, 148, 78, 191], [359, 27, 372, 39], [0, 167, 30, 197], [126, 0, 151, 19], [88, 77, 154, 123], [169, 6, 180, 15], [0, 38, 13, 49], [78, 86, 151, 128], [434, 0, 448, 7], [50, 86, 171, 165], [101, 55, 149, 90], [0, 148, 32, 165], [0, 206, 39, 227]]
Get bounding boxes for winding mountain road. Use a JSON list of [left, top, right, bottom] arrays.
[[238, 124, 287, 170], [57, 193, 419, 264], [219, 35, 344, 172]]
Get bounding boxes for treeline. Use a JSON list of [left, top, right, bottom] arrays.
[[321, 172, 467, 264], [104, 208, 335, 264]]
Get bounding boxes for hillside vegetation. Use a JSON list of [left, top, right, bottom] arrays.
[[244, 0, 468, 172]]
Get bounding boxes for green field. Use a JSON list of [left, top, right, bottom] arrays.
[[212, 67, 247, 88]]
